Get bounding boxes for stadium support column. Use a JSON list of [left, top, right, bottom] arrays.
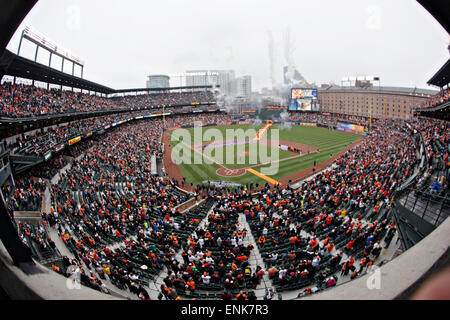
[[32, 44, 39, 87], [72, 62, 75, 92], [47, 52, 52, 90], [14, 30, 25, 85], [163, 104, 166, 131], [0, 198, 34, 266], [60, 57, 65, 90]]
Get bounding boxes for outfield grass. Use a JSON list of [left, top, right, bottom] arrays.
[[170, 124, 361, 187]]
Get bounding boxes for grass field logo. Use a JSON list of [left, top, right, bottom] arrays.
[[170, 121, 280, 176]]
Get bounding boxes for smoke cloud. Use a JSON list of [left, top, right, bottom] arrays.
[[267, 30, 276, 90]]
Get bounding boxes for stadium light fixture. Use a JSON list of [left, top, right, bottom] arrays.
[[16, 26, 85, 89], [22, 26, 85, 66]]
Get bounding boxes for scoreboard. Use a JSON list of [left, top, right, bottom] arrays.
[[289, 88, 319, 112]]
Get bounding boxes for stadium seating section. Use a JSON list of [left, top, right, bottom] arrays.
[[1, 84, 448, 300]]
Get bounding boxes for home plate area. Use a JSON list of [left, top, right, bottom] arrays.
[[216, 167, 247, 177]]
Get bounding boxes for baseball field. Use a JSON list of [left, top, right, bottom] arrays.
[[166, 123, 362, 188]]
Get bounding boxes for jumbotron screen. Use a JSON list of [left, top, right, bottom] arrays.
[[289, 99, 311, 111], [291, 88, 317, 100], [289, 88, 319, 112]]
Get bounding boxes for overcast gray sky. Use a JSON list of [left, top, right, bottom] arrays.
[[6, 0, 450, 91]]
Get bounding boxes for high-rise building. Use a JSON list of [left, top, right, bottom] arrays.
[[146, 75, 170, 89], [185, 70, 236, 97], [236, 75, 252, 99]]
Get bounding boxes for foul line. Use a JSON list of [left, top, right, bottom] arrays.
[[246, 168, 281, 186], [180, 139, 308, 185], [178, 140, 231, 171]]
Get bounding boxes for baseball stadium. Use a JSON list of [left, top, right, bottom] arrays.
[[0, 0, 448, 309]]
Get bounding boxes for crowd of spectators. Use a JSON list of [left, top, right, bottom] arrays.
[[0, 83, 124, 117], [3, 173, 47, 213], [0, 82, 215, 118], [41, 116, 231, 299], [6, 110, 227, 158], [409, 117, 449, 197], [25, 155, 70, 180], [288, 112, 375, 127], [417, 88, 450, 109], [1, 106, 448, 299], [63, 138, 97, 159], [111, 91, 215, 110], [203, 119, 413, 295], [162, 113, 231, 129], [7, 111, 151, 156], [160, 197, 261, 299], [17, 220, 60, 262]]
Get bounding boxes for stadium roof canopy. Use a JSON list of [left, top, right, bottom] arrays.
[[112, 86, 215, 95], [417, 0, 450, 88], [427, 58, 450, 88], [0, 0, 38, 57], [0, 50, 215, 95], [0, 50, 116, 94], [0, 1, 214, 95], [417, 0, 450, 34]]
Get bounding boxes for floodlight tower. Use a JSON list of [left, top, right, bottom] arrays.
[[16, 26, 85, 90]]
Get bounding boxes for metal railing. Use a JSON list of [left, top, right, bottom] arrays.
[[399, 186, 449, 227]]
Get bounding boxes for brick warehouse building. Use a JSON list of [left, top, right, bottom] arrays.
[[318, 85, 437, 120]]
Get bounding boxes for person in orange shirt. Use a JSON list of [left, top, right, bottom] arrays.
[[326, 242, 335, 252], [289, 251, 296, 261], [258, 236, 266, 247], [310, 237, 318, 248], [186, 279, 195, 292], [236, 290, 247, 301], [289, 236, 297, 245], [374, 204, 380, 214], [268, 267, 278, 277]]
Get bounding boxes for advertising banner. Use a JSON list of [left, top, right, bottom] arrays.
[[203, 180, 242, 188], [54, 144, 65, 152], [282, 121, 299, 126], [44, 151, 52, 161], [68, 136, 81, 146], [337, 122, 365, 133], [300, 122, 317, 127]]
